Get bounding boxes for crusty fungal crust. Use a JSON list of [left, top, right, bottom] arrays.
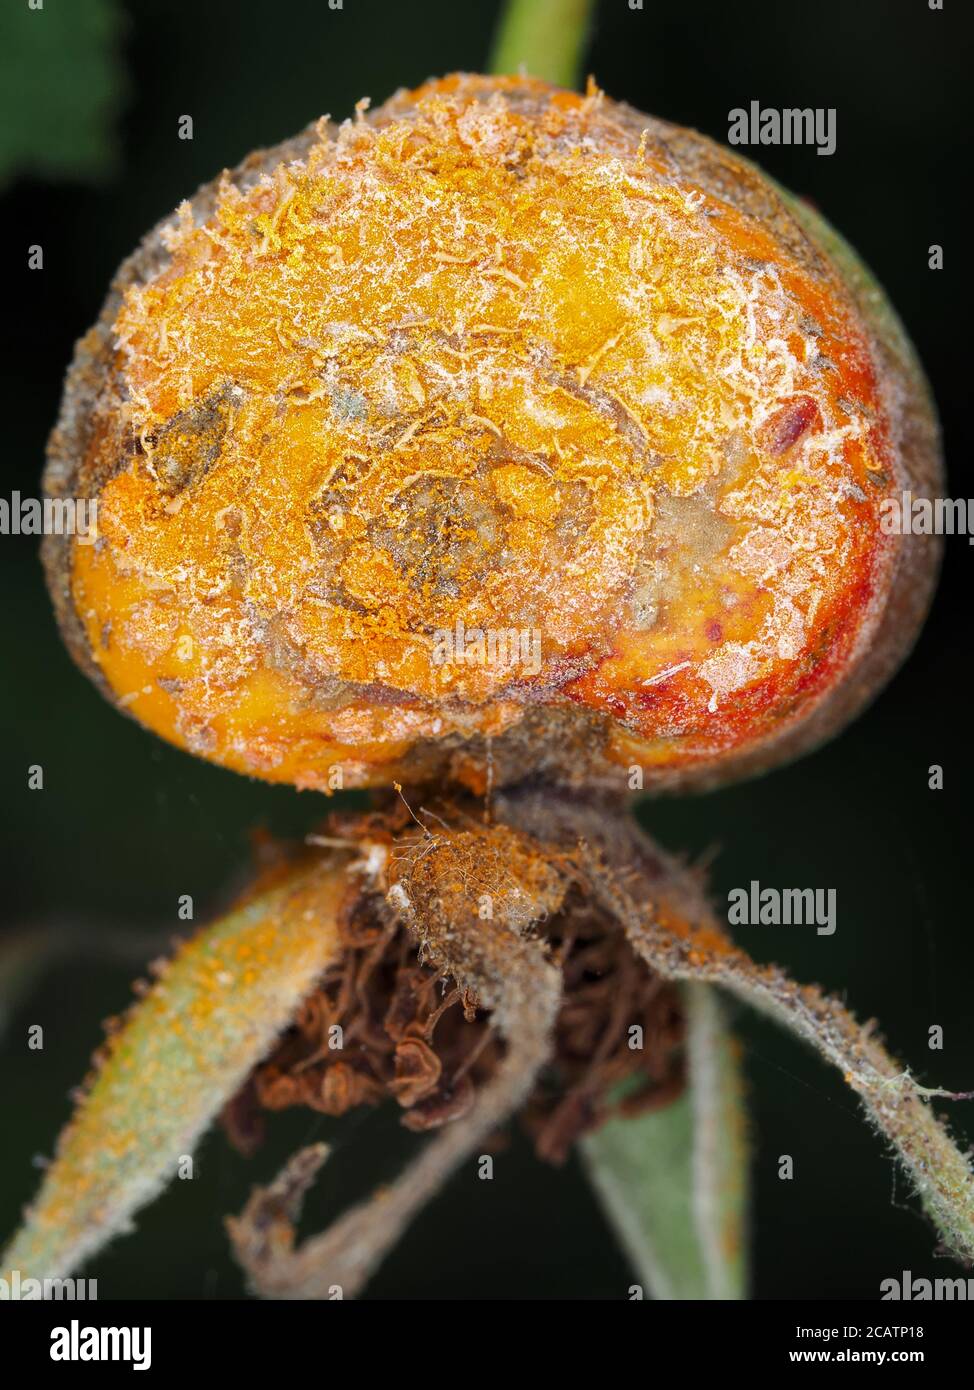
[[43, 119, 328, 707], [43, 120, 326, 706], [43, 75, 942, 795]]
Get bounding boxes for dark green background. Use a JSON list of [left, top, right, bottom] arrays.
[[1, 0, 971, 1299]]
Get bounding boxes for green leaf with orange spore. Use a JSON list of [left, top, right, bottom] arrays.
[[1, 854, 349, 1282]]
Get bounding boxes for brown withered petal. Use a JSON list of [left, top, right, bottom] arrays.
[[316, 1063, 387, 1117], [390, 1037, 442, 1107], [401, 1076, 477, 1133], [230, 801, 686, 1161]]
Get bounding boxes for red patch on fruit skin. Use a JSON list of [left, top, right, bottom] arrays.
[[563, 545, 879, 761], [705, 619, 723, 643], [760, 395, 821, 456]]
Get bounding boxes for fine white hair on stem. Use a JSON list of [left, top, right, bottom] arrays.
[[502, 789, 974, 1266]]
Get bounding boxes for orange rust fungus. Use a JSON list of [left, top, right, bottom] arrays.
[[46, 74, 940, 795]]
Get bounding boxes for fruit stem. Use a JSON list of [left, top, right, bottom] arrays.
[[489, 0, 596, 89]]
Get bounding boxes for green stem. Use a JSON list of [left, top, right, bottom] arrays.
[[489, 0, 596, 89]]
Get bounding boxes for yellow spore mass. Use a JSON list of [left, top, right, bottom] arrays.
[[45, 75, 941, 793]]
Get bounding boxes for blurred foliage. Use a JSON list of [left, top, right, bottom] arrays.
[[0, 0, 125, 189], [584, 986, 749, 1300]]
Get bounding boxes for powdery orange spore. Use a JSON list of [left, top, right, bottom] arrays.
[[71, 76, 892, 789]]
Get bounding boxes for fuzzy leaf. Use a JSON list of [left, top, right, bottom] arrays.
[[582, 983, 748, 1299], [575, 818, 974, 1266], [1, 855, 348, 1282], [503, 793, 974, 1272]]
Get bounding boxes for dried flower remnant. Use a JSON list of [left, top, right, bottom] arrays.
[[224, 802, 686, 1165], [222, 792, 972, 1299], [7, 783, 970, 1297], [44, 75, 940, 797]]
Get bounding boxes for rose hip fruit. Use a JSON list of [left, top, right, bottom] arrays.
[[43, 75, 942, 794]]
